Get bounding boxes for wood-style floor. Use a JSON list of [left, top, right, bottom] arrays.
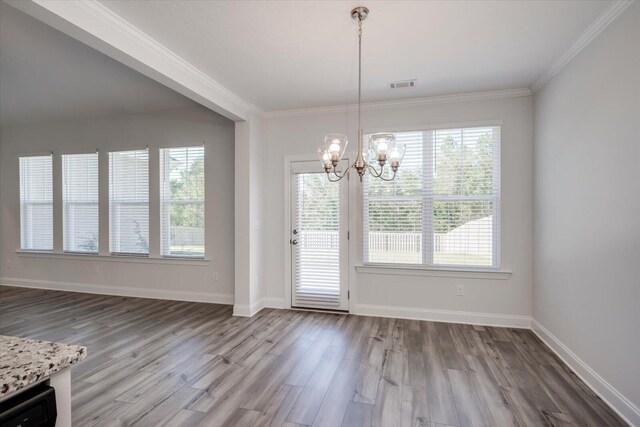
[[0, 286, 626, 427]]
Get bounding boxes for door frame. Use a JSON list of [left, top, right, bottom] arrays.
[[283, 155, 351, 311]]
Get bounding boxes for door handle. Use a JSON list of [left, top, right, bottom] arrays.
[[292, 229, 298, 235], [291, 239, 297, 245]]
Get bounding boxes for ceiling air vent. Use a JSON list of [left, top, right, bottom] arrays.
[[389, 79, 417, 89]]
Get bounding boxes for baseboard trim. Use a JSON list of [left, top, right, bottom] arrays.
[[232, 304, 251, 317], [532, 319, 639, 426], [1, 277, 234, 305], [353, 303, 531, 328], [233, 299, 265, 317], [263, 297, 286, 309]]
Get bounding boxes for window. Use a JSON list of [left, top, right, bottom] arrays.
[[62, 153, 99, 253], [363, 126, 500, 268], [160, 146, 205, 257], [19, 155, 53, 251], [109, 149, 149, 255]]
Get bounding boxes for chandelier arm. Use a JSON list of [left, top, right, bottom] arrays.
[[367, 163, 384, 178], [379, 171, 397, 182], [326, 173, 344, 183], [326, 163, 352, 182], [367, 164, 397, 181], [377, 170, 397, 182]]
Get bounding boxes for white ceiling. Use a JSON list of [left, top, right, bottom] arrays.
[[98, 0, 612, 112], [0, 3, 196, 127]]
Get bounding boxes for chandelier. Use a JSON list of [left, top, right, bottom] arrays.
[[318, 6, 406, 182]]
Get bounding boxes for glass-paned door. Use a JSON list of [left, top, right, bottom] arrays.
[[290, 161, 348, 311]]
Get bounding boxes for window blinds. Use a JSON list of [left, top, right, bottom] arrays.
[[19, 155, 53, 251], [363, 126, 500, 267], [62, 153, 99, 253], [293, 172, 341, 308], [160, 146, 205, 257], [109, 150, 149, 255]]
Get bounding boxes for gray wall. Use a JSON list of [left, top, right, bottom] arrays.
[[533, 2, 640, 417], [0, 106, 235, 302]]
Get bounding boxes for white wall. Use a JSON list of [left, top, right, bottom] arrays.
[[233, 112, 267, 316], [533, 3, 640, 423], [250, 115, 266, 309], [0, 106, 235, 303], [262, 94, 534, 325]]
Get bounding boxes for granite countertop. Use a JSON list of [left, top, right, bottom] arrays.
[[0, 335, 87, 397]]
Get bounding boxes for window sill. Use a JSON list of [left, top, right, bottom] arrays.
[[15, 250, 211, 266], [355, 264, 511, 280]]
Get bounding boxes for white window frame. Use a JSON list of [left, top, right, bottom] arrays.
[[108, 148, 150, 256], [159, 146, 205, 258], [15, 148, 210, 265], [62, 151, 99, 254], [362, 122, 501, 270], [19, 154, 54, 252]]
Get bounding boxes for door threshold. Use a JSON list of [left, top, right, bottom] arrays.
[[290, 306, 349, 315]]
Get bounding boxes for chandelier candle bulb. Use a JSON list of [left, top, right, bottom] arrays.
[[318, 148, 333, 172], [390, 151, 400, 170], [389, 143, 406, 172], [377, 141, 388, 165], [377, 141, 388, 153], [322, 133, 348, 167], [329, 143, 340, 161]]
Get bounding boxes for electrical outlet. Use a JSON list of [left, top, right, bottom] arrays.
[[213, 272, 219, 281], [456, 285, 464, 296]]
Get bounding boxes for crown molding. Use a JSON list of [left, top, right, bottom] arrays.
[[6, 0, 261, 122], [261, 88, 532, 120], [14, 0, 625, 120], [531, 0, 634, 92]]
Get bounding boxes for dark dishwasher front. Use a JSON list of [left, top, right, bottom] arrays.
[[0, 383, 57, 427]]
